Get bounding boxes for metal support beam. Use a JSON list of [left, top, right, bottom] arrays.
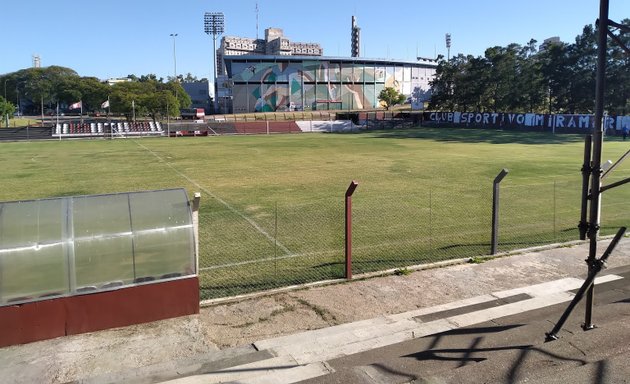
[[602, 148, 630, 180], [546, 226, 626, 341], [584, 0, 609, 330]]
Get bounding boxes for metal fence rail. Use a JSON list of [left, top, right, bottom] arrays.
[[195, 178, 628, 300]]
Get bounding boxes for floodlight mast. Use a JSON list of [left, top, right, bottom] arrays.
[[204, 12, 225, 113]]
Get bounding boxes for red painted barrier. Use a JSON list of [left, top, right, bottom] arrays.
[[0, 277, 199, 348]]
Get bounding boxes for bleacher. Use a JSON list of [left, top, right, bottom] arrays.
[[296, 120, 361, 133], [53, 121, 164, 138]]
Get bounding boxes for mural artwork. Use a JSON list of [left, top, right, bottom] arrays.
[[229, 60, 434, 113]]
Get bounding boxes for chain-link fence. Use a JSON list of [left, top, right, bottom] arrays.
[[196, 178, 629, 300]]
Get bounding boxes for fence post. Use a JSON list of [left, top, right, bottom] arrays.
[[491, 169, 509, 255], [345, 181, 359, 279], [192, 192, 201, 274]]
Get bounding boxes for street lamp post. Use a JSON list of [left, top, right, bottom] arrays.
[[169, 33, 179, 118], [204, 12, 225, 113], [3, 79, 8, 127], [16, 87, 20, 117], [170, 33, 178, 81]]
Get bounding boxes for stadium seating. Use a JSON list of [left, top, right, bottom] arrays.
[[296, 120, 360, 133], [51, 121, 165, 138]]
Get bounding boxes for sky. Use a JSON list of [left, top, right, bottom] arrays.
[[1, 0, 629, 81]]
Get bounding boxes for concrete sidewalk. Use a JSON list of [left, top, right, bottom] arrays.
[[157, 273, 628, 384], [1, 238, 630, 384]]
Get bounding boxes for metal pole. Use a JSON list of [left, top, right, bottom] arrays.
[[212, 35, 217, 113], [546, 226, 626, 341], [171, 33, 178, 81], [584, 0, 609, 330], [192, 192, 201, 275], [491, 169, 509, 255], [3, 79, 7, 128], [345, 181, 359, 279], [167, 97, 170, 137], [579, 135, 592, 240]]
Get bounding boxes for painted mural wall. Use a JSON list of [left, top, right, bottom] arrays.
[[228, 60, 435, 113]]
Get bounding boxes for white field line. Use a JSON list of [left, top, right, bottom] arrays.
[[134, 141, 291, 255]]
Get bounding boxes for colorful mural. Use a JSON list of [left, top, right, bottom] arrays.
[[225, 57, 436, 113]]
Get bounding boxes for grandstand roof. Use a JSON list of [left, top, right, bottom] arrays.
[[223, 55, 438, 77]]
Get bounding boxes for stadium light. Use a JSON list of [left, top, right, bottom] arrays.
[[204, 12, 225, 112]]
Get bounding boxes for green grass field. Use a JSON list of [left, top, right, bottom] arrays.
[[2, 127, 630, 299]]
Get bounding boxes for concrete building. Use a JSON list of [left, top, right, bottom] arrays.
[[181, 82, 212, 114], [539, 36, 562, 51], [218, 55, 437, 114], [106, 78, 132, 86], [217, 28, 323, 76]]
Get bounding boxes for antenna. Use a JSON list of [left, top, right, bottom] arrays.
[[32, 54, 41, 68], [256, 1, 259, 40]]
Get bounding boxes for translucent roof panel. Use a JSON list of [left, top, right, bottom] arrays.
[[73, 193, 136, 289], [0, 188, 196, 306], [0, 198, 69, 302], [129, 190, 196, 281]]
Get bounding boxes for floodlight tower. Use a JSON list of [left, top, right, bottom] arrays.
[[351, 16, 361, 58], [445, 33, 452, 61], [204, 12, 225, 112]]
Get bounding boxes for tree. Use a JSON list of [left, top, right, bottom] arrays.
[[606, 19, 630, 115], [109, 78, 190, 121], [0, 96, 16, 127], [428, 21, 630, 114], [539, 41, 572, 113], [378, 87, 406, 110], [568, 25, 597, 113], [78, 77, 109, 111]]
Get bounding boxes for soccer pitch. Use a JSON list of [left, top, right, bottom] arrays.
[[2, 128, 630, 299]]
